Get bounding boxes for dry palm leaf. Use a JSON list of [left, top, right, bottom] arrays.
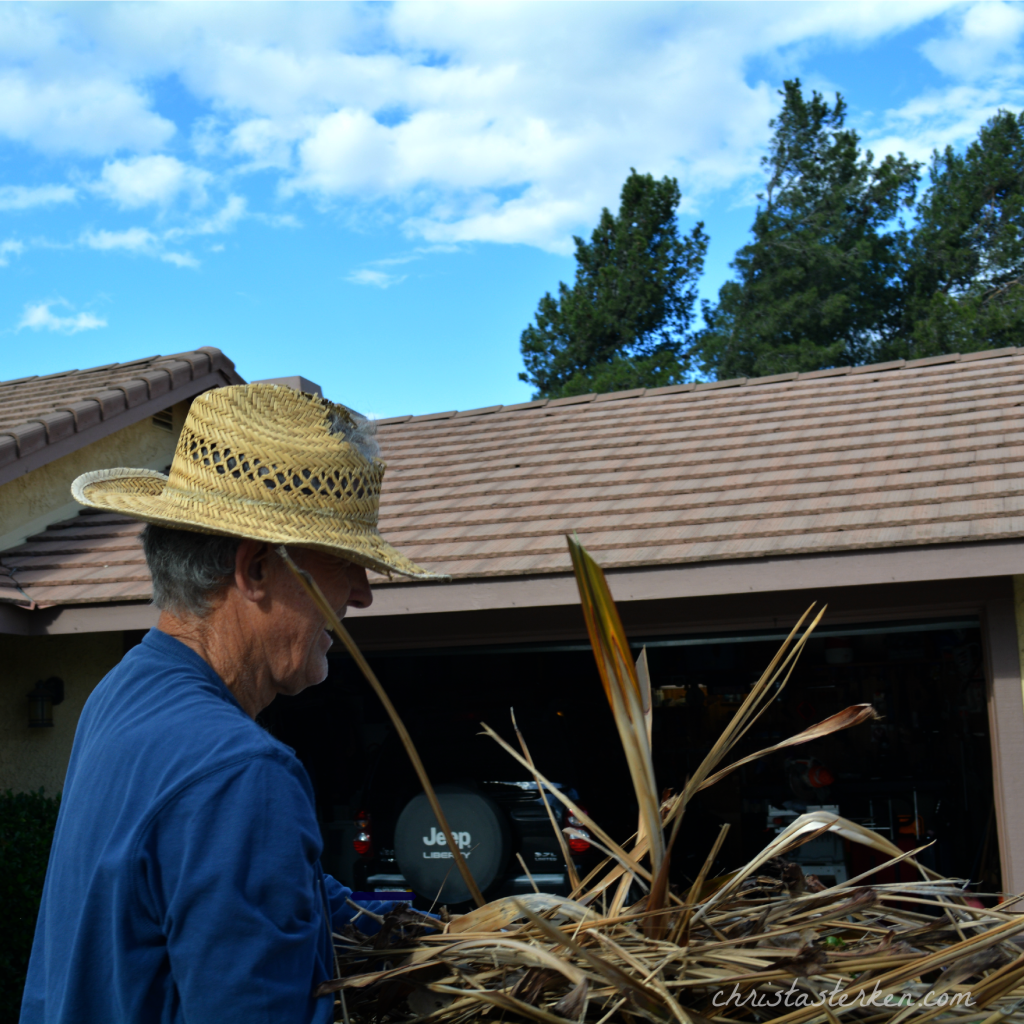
[[568, 535, 665, 887], [314, 538, 1021, 1024]]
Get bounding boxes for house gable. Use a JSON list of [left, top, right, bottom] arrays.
[[0, 348, 243, 553]]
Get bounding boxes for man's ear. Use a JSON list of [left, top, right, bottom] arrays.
[[235, 540, 271, 601]]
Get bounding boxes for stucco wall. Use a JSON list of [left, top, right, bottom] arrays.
[[0, 399, 191, 551], [0, 631, 123, 795]]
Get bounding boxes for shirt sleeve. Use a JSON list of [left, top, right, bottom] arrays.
[[139, 752, 335, 1024], [324, 875, 442, 935], [323, 874, 394, 936]]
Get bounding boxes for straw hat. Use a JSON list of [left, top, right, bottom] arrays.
[[71, 383, 445, 580]]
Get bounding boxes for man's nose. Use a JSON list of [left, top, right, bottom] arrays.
[[346, 565, 373, 609]]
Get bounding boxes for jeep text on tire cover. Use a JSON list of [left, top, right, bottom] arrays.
[[423, 827, 472, 851]]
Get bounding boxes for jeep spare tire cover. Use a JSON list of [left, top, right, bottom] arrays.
[[394, 784, 510, 904]]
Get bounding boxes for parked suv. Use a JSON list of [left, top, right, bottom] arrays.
[[348, 692, 598, 901], [352, 779, 592, 903]]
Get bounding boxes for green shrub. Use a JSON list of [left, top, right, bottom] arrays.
[[0, 790, 60, 1024]]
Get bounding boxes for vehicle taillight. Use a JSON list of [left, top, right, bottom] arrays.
[[568, 832, 591, 854], [352, 810, 372, 858], [565, 823, 591, 855]]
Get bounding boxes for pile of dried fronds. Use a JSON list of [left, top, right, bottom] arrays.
[[285, 540, 1024, 1024], [323, 857, 1022, 1024]]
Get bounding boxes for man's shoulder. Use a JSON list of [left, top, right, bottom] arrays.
[[71, 630, 301, 800], [87, 629, 250, 723]]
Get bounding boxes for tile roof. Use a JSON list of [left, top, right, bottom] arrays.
[[0, 347, 244, 483], [0, 512, 149, 607], [3, 347, 1023, 608]]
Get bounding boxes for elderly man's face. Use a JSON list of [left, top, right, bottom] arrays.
[[254, 545, 372, 697], [158, 540, 373, 717]]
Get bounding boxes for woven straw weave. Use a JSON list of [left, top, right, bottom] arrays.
[[72, 384, 443, 580]]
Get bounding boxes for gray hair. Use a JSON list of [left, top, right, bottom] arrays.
[[329, 408, 380, 460], [143, 524, 241, 617]]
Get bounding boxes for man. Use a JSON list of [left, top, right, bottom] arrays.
[[21, 384, 445, 1024]]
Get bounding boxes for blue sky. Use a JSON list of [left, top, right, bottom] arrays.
[[1, 1, 1022, 417]]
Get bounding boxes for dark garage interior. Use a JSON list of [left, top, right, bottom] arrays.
[[259, 615, 998, 905]]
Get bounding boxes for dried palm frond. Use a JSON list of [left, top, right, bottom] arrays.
[[315, 538, 1019, 1024], [568, 535, 665, 890]]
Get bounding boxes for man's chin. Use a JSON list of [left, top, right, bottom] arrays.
[[310, 654, 331, 686], [283, 669, 328, 696]]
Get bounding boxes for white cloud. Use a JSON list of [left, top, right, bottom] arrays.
[[272, 2, 966, 251], [78, 197, 244, 268], [163, 195, 247, 241], [79, 226, 197, 268], [17, 300, 106, 334], [229, 118, 296, 169], [160, 251, 200, 269], [346, 268, 406, 288], [190, 115, 225, 157], [866, 82, 1022, 165], [0, 240, 24, 266], [94, 155, 210, 209], [0, 184, 75, 210], [80, 227, 157, 252], [3, 0, 1014, 256], [850, 1, 1024, 166], [922, 2, 1024, 80], [370, 244, 458, 268], [0, 70, 173, 155], [255, 212, 301, 229], [191, 194, 246, 234]]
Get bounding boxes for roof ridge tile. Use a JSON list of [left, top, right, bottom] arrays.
[[904, 353, 961, 369], [407, 410, 457, 423], [744, 372, 799, 385], [696, 377, 746, 390], [454, 404, 503, 418], [547, 393, 598, 407], [961, 346, 1019, 362], [501, 399, 549, 412], [0, 347, 244, 484], [851, 359, 905, 374], [797, 366, 851, 380], [594, 387, 647, 402]]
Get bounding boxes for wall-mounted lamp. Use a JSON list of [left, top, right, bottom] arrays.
[[28, 677, 65, 728]]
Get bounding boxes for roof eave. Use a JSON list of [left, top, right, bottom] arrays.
[[347, 535, 1024, 620], [7, 535, 1024, 636]]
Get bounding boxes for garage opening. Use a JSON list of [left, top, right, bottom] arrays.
[[260, 615, 997, 905]]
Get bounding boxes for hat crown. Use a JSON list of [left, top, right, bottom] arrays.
[[70, 382, 443, 579], [168, 384, 382, 525]]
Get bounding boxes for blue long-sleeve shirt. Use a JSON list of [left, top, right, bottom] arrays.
[[21, 628, 395, 1024]]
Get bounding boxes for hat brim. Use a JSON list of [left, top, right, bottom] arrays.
[[72, 468, 448, 581]]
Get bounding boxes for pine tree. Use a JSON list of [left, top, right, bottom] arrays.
[[696, 80, 919, 380], [519, 170, 708, 398], [898, 109, 1024, 357]]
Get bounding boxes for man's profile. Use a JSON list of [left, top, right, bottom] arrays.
[[20, 383, 444, 1024]]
